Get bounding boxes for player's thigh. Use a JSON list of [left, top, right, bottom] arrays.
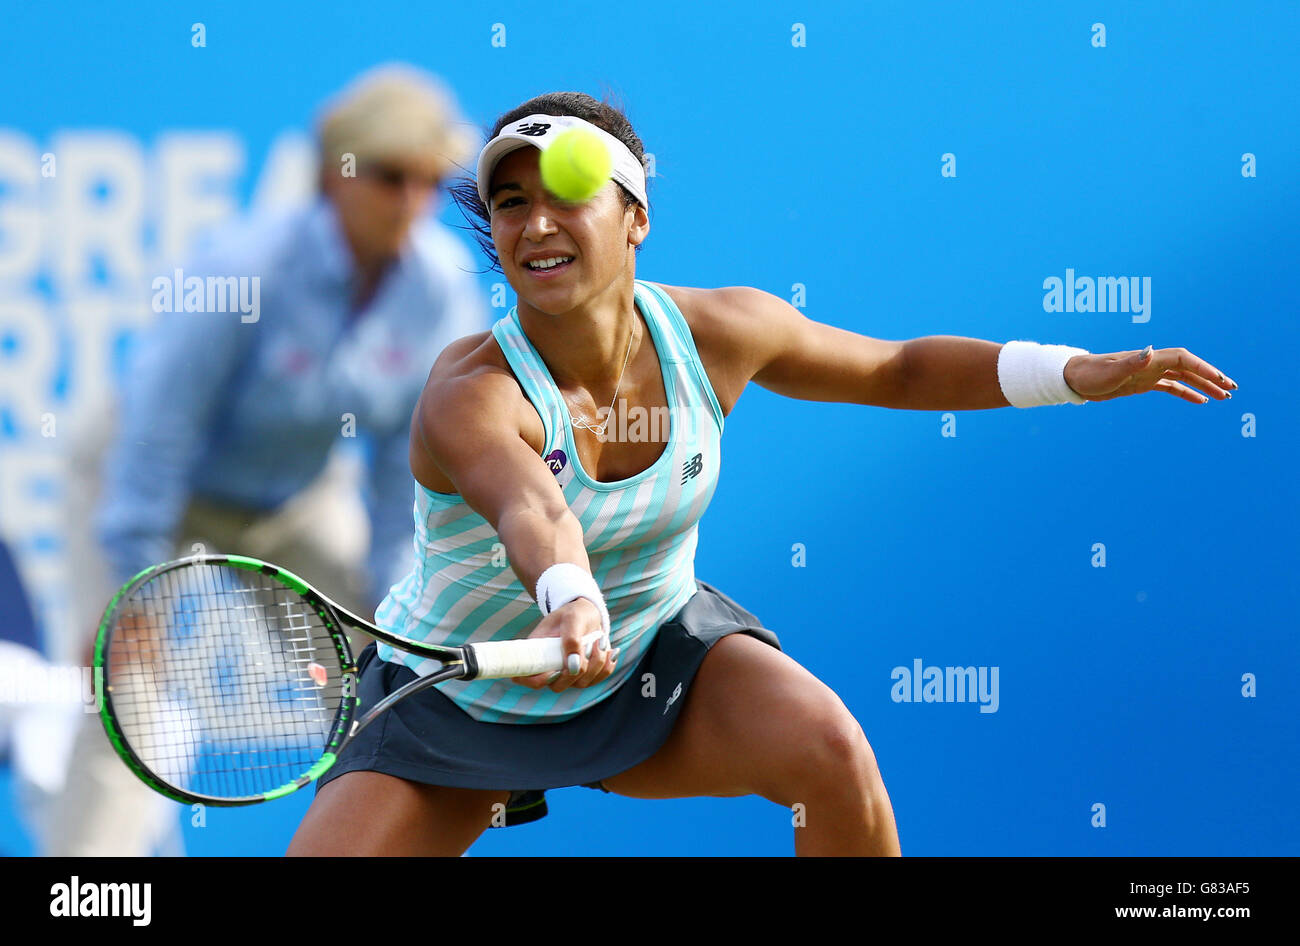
[[601, 633, 881, 804], [287, 771, 509, 856]]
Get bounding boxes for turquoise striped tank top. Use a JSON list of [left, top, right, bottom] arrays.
[[374, 279, 724, 723]]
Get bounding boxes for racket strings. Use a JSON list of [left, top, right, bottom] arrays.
[[106, 562, 348, 800]]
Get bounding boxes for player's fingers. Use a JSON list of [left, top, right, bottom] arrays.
[[1153, 378, 1211, 404], [545, 628, 591, 693], [575, 646, 618, 688], [600, 645, 620, 682], [573, 634, 614, 688], [1153, 347, 1238, 392], [569, 642, 600, 688], [510, 642, 615, 689], [1160, 368, 1231, 401], [512, 669, 560, 689], [553, 629, 617, 691]]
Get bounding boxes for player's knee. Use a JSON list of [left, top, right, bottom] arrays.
[[796, 704, 882, 797]]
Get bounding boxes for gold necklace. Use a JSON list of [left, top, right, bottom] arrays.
[[569, 317, 638, 437]]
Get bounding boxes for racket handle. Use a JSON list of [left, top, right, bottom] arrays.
[[467, 632, 606, 680]]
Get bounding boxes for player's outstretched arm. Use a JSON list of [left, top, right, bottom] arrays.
[[717, 287, 1237, 410]]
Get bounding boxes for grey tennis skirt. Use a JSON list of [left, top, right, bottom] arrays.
[[315, 579, 781, 827]]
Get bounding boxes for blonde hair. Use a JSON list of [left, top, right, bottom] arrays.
[[317, 64, 477, 180]]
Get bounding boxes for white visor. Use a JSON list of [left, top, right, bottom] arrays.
[[476, 113, 648, 212]]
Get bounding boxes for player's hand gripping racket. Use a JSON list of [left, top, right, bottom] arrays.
[[94, 554, 582, 806]]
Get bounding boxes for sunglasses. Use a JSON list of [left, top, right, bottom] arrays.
[[360, 163, 441, 191]]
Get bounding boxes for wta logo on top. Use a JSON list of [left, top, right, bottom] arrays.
[[1043, 268, 1151, 323], [151, 268, 261, 323]]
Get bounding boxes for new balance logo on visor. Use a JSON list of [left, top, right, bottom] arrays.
[[681, 453, 703, 484]]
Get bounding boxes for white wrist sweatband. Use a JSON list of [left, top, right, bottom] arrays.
[[535, 563, 611, 641], [997, 340, 1090, 407]]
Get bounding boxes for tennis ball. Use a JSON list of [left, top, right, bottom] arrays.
[[539, 128, 612, 203]]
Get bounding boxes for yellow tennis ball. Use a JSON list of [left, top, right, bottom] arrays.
[[539, 128, 612, 202]]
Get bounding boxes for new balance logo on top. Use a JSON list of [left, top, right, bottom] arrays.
[[681, 453, 703, 484]]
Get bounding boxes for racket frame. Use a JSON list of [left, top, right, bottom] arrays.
[[94, 553, 475, 807]]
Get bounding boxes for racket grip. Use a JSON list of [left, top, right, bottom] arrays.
[[468, 637, 568, 679], [468, 632, 607, 680]]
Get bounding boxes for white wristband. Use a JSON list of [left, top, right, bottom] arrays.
[[997, 340, 1090, 407], [535, 563, 611, 641]]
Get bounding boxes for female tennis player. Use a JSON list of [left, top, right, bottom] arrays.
[[287, 92, 1236, 857]]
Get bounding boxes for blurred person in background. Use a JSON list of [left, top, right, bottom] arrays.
[[46, 63, 490, 856], [0, 537, 68, 855]]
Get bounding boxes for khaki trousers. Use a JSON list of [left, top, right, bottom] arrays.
[[44, 441, 370, 856]]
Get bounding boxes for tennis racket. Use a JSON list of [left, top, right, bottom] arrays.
[[94, 553, 585, 806]]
